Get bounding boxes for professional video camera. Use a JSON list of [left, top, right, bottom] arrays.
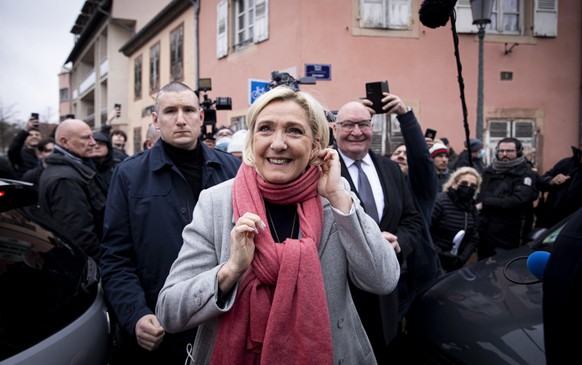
[[197, 78, 232, 141], [268, 71, 316, 91]]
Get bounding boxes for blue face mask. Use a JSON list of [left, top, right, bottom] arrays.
[[477, 150, 485, 159]]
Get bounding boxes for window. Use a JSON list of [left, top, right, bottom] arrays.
[[485, 119, 535, 164], [489, 0, 521, 35], [150, 43, 160, 93], [216, 0, 269, 58], [455, 0, 557, 37], [170, 25, 184, 81], [59, 88, 69, 102], [359, 0, 412, 30], [134, 56, 142, 99]]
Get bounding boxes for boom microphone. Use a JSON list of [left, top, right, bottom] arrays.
[[527, 251, 551, 280], [419, 0, 458, 29]]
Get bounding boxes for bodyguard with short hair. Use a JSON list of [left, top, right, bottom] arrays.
[[100, 82, 241, 364]]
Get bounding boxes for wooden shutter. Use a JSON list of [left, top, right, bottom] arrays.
[[254, 0, 269, 42], [217, 0, 228, 58], [534, 0, 557, 37], [455, 0, 476, 33]]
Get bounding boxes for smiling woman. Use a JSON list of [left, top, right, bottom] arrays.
[[156, 85, 401, 364]]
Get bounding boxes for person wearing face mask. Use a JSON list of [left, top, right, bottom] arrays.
[[476, 137, 538, 260], [454, 138, 486, 174], [430, 167, 482, 272]]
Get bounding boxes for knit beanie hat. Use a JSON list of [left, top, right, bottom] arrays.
[[465, 138, 484, 152], [430, 142, 449, 158]]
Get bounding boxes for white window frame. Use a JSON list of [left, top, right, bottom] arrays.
[[455, 0, 556, 37], [488, 0, 522, 36], [234, 0, 269, 51], [485, 119, 535, 164], [359, 0, 412, 30], [217, 0, 269, 58]]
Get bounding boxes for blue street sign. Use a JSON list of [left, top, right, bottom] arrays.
[[305, 64, 331, 81], [249, 79, 270, 105]]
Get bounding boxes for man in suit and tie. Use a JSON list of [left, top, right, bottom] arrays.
[[334, 99, 424, 363]]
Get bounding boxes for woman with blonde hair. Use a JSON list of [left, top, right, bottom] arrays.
[[430, 167, 482, 272], [156, 86, 399, 364]]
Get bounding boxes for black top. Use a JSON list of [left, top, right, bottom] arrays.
[[264, 200, 299, 243]]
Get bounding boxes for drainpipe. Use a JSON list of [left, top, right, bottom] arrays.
[[189, 0, 201, 90]]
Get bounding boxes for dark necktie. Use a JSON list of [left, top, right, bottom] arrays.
[[354, 160, 379, 223]]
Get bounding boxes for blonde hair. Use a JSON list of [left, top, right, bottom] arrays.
[[442, 166, 482, 196], [242, 86, 329, 166]]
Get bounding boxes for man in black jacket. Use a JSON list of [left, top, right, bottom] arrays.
[[334, 99, 425, 363], [477, 137, 538, 259], [535, 145, 582, 228], [37, 119, 107, 261], [100, 82, 241, 365]]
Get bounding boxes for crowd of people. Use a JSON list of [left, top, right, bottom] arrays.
[[1, 81, 581, 364]]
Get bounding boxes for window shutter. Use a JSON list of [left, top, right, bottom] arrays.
[[254, 0, 269, 42], [217, 0, 228, 58], [387, 0, 411, 29], [454, 0, 476, 33], [534, 0, 557, 37], [359, 0, 387, 28]]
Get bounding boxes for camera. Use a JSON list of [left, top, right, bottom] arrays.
[[197, 78, 232, 141], [268, 71, 316, 91]]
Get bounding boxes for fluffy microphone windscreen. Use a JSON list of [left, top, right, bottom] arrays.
[[419, 0, 458, 29]]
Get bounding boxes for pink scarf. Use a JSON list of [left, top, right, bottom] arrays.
[[210, 163, 333, 365]]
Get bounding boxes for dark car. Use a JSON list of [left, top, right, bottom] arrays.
[[405, 215, 570, 365], [0, 179, 111, 364]]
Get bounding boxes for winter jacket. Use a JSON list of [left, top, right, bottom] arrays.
[[478, 159, 538, 254], [431, 189, 479, 272], [38, 147, 107, 261], [99, 141, 240, 356], [536, 146, 582, 228]]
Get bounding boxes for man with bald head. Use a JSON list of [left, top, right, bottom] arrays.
[[37, 119, 107, 261], [333, 99, 425, 362]]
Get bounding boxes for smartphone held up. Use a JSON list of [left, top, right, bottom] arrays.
[[424, 128, 437, 140], [365, 81, 389, 114]]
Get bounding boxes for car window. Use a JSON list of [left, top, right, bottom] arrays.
[[0, 206, 98, 360], [542, 225, 566, 245]]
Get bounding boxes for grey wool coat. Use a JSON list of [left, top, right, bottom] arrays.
[[156, 178, 400, 365]]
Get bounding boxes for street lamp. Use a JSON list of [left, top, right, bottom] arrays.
[[471, 0, 493, 141]]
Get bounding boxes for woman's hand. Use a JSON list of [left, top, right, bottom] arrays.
[[218, 213, 265, 292], [317, 148, 352, 213]]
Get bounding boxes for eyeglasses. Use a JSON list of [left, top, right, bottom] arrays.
[[458, 180, 478, 188], [337, 120, 373, 132], [497, 149, 516, 154], [216, 132, 233, 138]]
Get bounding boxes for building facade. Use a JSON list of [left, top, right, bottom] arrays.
[[63, 0, 578, 173]]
